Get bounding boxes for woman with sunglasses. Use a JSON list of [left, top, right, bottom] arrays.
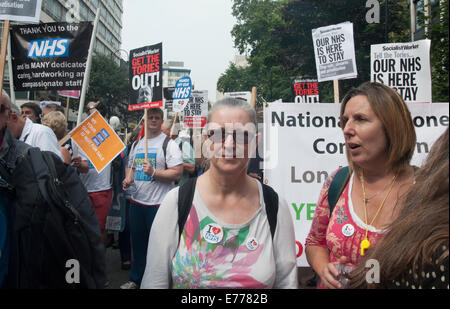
[[141, 97, 298, 289]]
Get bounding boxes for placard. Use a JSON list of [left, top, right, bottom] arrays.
[[183, 90, 208, 128], [70, 111, 125, 173], [371, 39, 432, 103], [10, 22, 93, 91], [0, 0, 42, 23], [129, 42, 163, 111], [291, 78, 319, 103], [312, 22, 357, 82]]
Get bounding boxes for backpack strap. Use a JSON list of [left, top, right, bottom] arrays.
[[162, 135, 171, 169], [177, 177, 197, 242], [177, 179, 279, 242], [327, 166, 351, 216], [261, 183, 279, 239]]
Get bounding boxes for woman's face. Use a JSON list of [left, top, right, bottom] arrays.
[[207, 106, 256, 175], [342, 95, 389, 170]]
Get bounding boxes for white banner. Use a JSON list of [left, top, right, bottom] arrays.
[[312, 22, 357, 82], [264, 102, 449, 266], [371, 40, 432, 103]]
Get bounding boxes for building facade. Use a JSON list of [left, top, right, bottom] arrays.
[[162, 61, 191, 88], [40, 0, 123, 63]]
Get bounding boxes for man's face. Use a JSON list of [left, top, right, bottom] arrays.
[[147, 112, 163, 133], [21, 107, 39, 123], [137, 86, 152, 103]]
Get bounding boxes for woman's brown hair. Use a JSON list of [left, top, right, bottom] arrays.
[[340, 82, 417, 175], [348, 127, 449, 288]]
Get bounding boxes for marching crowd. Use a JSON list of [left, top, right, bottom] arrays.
[[0, 81, 448, 289]]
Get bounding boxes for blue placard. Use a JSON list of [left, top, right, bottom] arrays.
[[172, 76, 192, 100]]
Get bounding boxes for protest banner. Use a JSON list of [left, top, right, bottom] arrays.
[[0, 0, 42, 23], [264, 102, 449, 266], [10, 22, 93, 91], [371, 39, 432, 103], [172, 75, 192, 113], [70, 110, 125, 173], [224, 91, 252, 104], [291, 78, 320, 103], [128, 42, 163, 111], [10, 22, 92, 91], [312, 22, 358, 82], [183, 90, 208, 128]]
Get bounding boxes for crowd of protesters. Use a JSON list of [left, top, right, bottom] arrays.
[[0, 82, 448, 289]]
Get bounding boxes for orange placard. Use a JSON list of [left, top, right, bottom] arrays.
[[70, 111, 125, 173]]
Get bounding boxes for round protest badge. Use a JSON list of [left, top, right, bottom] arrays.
[[202, 223, 224, 244], [246, 237, 259, 251], [342, 223, 355, 237]]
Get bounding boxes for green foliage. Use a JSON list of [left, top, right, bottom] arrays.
[[417, 0, 449, 102], [219, 0, 446, 103], [87, 55, 140, 127]]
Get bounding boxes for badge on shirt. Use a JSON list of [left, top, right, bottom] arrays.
[[246, 237, 259, 251], [342, 223, 355, 237], [202, 223, 224, 244]]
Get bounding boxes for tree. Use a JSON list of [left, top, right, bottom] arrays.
[[417, 0, 449, 102], [219, 0, 413, 103], [86, 55, 140, 128]]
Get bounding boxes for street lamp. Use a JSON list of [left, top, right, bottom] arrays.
[[113, 48, 129, 65]]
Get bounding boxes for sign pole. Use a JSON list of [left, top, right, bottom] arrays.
[[65, 96, 70, 120], [0, 20, 10, 95], [171, 112, 179, 138], [144, 108, 148, 161], [6, 30, 15, 103], [333, 80, 340, 103], [250, 87, 257, 108], [77, 8, 100, 126]]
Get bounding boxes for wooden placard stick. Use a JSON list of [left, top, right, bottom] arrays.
[[144, 108, 148, 161], [250, 86, 257, 108], [333, 80, 340, 103], [0, 20, 10, 95]]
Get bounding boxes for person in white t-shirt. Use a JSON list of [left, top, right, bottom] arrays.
[[72, 101, 112, 248], [121, 108, 183, 289], [6, 101, 63, 160]]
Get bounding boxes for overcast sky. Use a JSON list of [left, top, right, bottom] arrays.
[[121, 0, 238, 103]]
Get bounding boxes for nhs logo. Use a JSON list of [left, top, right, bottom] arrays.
[[27, 38, 69, 58]]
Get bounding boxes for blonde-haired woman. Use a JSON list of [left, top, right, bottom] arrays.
[[41, 111, 71, 164]]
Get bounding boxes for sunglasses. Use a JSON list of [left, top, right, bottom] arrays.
[[207, 128, 255, 145]]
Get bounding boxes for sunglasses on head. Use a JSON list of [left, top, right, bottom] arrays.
[[207, 128, 254, 145]]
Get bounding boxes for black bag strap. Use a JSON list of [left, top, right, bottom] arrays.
[[261, 183, 278, 239], [162, 135, 171, 170], [177, 178, 279, 242], [29, 148, 79, 220], [327, 166, 351, 216], [177, 177, 197, 242]]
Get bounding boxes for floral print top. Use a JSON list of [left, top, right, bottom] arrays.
[[305, 168, 386, 288], [141, 179, 298, 289]]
